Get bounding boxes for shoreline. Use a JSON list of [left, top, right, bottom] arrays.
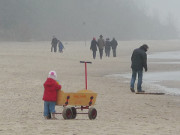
[[109, 70, 180, 96]]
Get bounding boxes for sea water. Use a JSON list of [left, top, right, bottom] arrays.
[[108, 51, 180, 96], [110, 71, 180, 96], [148, 51, 180, 59]]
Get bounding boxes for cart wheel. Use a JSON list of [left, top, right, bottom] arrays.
[[88, 107, 97, 120], [71, 107, 77, 119], [62, 107, 72, 119]]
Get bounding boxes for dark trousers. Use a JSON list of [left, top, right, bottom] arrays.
[[99, 49, 103, 59], [51, 44, 57, 52], [92, 51, 96, 59], [106, 49, 110, 57], [112, 49, 116, 57]]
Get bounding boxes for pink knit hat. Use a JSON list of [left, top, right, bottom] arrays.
[[48, 71, 57, 80]]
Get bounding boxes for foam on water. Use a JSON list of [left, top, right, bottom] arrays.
[[108, 71, 180, 96], [148, 51, 180, 59], [150, 62, 180, 64]]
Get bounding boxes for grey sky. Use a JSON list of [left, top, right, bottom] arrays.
[[0, 0, 179, 41], [137, 0, 180, 28]]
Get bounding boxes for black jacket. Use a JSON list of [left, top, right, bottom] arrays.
[[51, 38, 58, 45], [131, 46, 147, 71], [90, 39, 98, 51], [105, 40, 111, 50], [110, 39, 118, 49]]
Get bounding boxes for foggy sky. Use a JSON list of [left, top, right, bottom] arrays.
[[0, 0, 179, 41], [137, 0, 180, 27]]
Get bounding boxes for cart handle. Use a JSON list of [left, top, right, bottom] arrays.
[[80, 61, 92, 90], [80, 61, 92, 64]]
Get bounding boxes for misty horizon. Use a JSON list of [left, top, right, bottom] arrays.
[[0, 0, 179, 42]]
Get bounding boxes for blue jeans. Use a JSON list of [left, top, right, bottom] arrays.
[[44, 101, 56, 116], [130, 69, 143, 92]]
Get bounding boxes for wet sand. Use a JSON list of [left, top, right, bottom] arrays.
[[0, 40, 180, 135]]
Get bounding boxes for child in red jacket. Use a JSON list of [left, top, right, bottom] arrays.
[[43, 71, 61, 119]]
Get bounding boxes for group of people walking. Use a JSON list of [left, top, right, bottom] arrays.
[[51, 36, 64, 53], [90, 35, 118, 59], [90, 35, 149, 93]]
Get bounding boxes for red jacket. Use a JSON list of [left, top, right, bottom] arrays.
[[43, 78, 61, 101]]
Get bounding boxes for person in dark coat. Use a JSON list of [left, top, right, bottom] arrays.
[[90, 37, 98, 59], [130, 44, 149, 93], [110, 38, 118, 57], [105, 38, 111, 57], [51, 36, 58, 52]]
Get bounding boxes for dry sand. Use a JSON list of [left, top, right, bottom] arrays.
[[0, 40, 180, 135]]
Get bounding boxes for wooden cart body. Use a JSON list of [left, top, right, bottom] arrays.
[[56, 89, 97, 106]]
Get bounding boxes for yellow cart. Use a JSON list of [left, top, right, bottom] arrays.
[[55, 61, 98, 120]]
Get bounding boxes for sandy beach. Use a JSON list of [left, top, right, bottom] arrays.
[[0, 40, 180, 135]]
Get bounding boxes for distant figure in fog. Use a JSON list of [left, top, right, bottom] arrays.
[[58, 40, 64, 53], [90, 37, 98, 59], [51, 36, 58, 52], [105, 38, 111, 57], [111, 38, 118, 57], [97, 35, 105, 59]]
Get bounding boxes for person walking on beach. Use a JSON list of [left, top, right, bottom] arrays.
[[43, 71, 61, 119], [58, 40, 64, 53], [111, 38, 118, 57], [105, 38, 111, 57], [90, 37, 98, 59], [51, 36, 58, 52], [130, 44, 149, 93], [97, 35, 105, 59]]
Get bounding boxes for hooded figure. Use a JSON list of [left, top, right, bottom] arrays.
[[90, 37, 98, 59], [131, 44, 148, 71], [130, 44, 149, 93], [58, 40, 64, 53], [43, 71, 61, 119], [43, 71, 60, 101]]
